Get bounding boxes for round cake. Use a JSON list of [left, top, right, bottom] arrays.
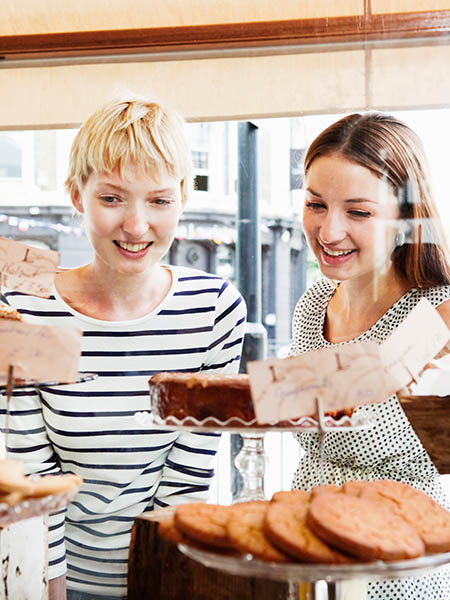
[[149, 372, 254, 425], [148, 371, 355, 426]]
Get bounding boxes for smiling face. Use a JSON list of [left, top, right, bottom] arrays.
[[303, 153, 400, 283], [72, 163, 185, 277]]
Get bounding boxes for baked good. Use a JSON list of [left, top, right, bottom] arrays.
[[174, 502, 233, 549], [0, 301, 22, 321], [265, 496, 352, 564], [226, 501, 290, 562], [149, 372, 254, 425], [360, 480, 450, 553], [307, 491, 425, 561], [149, 371, 353, 426], [271, 489, 310, 504], [0, 459, 82, 506]]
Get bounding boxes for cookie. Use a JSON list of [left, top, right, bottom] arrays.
[[310, 484, 341, 499], [174, 503, 233, 549], [307, 492, 424, 561], [226, 501, 290, 562], [342, 480, 371, 497], [29, 473, 83, 497], [271, 489, 310, 504], [0, 460, 33, 494], [264, 496, 352, 564], [360, 480, 450, 553], [158, 516, 187, 544]]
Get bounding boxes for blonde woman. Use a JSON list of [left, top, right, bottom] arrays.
[[1, 97, 246, 599]]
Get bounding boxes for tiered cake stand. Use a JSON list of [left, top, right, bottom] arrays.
[[0, 370, 96, 524]]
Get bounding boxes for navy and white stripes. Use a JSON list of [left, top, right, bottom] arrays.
[[0, 265, 246, 598]]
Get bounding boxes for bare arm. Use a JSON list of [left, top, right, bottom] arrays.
[[49, 575, 66, 600]]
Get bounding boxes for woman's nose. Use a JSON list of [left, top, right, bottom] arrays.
[[122, 206, 149, 238], [319, 211, 347, 244]]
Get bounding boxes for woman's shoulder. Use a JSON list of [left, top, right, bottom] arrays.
[[412, 284, 450, 307], [169, 265, 243, 297], [293, 278, 335, 316]]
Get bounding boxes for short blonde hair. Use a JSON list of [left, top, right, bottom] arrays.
[[65, 97, 193, 200]]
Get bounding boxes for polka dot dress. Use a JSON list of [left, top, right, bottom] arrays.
[[290, 278, 450, 599]]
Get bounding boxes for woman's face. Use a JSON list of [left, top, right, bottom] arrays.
[[72, 163, 185, 276], [303, 153, 400, 283]]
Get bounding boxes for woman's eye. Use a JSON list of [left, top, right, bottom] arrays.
[[101, 195, 119, 204], [153, 198, 171, 205], [305, 201, 326, 210], [349, 210, 371, 218]]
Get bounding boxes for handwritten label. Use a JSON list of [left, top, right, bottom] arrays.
[[0, 321, 82, 383], [0, 237, 59, 298], [247, 341, 388, 424], [380, 298, 450, 393]]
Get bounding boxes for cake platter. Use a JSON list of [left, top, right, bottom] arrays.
[[134, 410, 375, 433], [0, 487, 80, 527], [177, 544, 450, 600]]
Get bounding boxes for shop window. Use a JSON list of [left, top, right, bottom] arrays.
[[0, 135, 22, 178]]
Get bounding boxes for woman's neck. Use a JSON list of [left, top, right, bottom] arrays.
[[56, 263, 172, 321], [324, 267, 410, 343]]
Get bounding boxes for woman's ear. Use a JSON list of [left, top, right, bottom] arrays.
[[71, 189, 84, 214]]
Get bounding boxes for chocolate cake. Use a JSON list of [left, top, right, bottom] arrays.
[[148, 372, 353, 426], [149, 372, 254, 425]]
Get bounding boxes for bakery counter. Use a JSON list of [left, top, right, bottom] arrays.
[[128, 514, 291, 600]]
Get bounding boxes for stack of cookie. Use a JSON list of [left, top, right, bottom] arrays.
[[159, 480, 450, 563], [0, 459, 83, 506]]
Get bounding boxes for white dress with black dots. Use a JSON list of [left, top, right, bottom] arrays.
[[290, 278, 450, 600]]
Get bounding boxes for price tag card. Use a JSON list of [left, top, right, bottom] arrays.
[[0, 321, 82, 383], [0, 237, 59, 298], [247, 341, 388, 424], [381, 298, 450, 393]]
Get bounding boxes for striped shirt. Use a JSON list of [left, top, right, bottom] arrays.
[[0, 265, 246, 598]]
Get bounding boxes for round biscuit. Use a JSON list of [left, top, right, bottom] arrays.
[[361, 480, 450, 553], [264, 497, 352, 564], [29, 473, 83, 497], [271, 490, 310, 504], [174, 503, 233, 549], [226, 501, 289, 562], [307, 492, 425, 561]]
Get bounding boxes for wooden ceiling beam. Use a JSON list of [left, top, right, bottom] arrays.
[[1, 11, 449, 61]]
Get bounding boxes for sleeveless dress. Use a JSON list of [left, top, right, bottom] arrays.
[[290, 278, 450, 600]]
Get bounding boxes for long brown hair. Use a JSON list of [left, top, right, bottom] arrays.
[[304, 112, 450, 288]]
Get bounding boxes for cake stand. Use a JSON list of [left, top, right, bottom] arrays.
[[177, 545, 450, 600], [135, 406, 374, 503], [0, 367, 96, 524]]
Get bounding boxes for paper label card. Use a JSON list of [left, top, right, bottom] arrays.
[[0, 237, 59, 298], [247, 341, 389, 424], [0, 321, 82, 383], [380, 298, 450, 393]]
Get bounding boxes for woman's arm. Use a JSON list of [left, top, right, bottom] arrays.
[[437, 298, 450, 328], [49, 574, 66, 600]]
